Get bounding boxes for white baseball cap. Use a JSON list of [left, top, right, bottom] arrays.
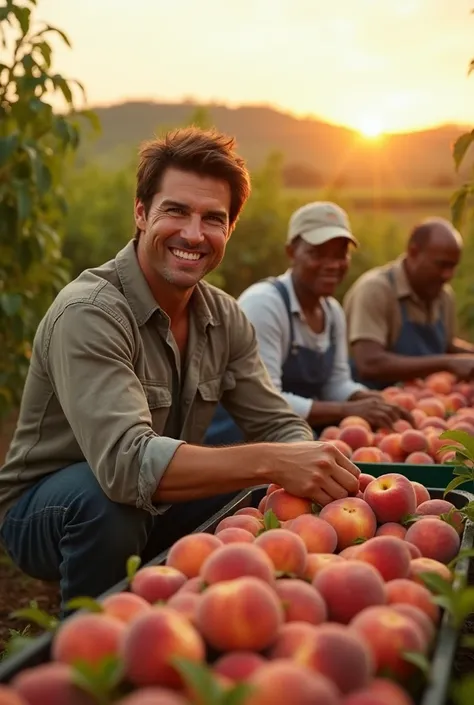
[[287, 201, 359, 247]]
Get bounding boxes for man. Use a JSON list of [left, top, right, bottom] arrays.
[[0, 128, 359, 609], [343, 217, 474, 389], [204, 202, 409, 446]]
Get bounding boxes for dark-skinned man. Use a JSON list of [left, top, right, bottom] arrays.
[[344, 217, 474, 390], [204, 202, 410, 446]]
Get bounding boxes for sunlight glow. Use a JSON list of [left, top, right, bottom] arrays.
[[356, 115, 384, 140]]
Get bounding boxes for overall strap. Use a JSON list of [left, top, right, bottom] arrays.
[[266, 277, 296, 355], [386, 267, 409, 323]]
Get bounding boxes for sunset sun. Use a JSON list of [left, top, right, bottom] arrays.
[[356, 116, 384, 140]]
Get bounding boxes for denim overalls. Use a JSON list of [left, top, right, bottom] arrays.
[[203, 278, 337, 445], [350, 268, 447, 391]]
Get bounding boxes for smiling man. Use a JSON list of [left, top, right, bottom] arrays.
[[0, 128, 360, 609], [344, 217, 474, 389], [205, 202, 409, 446]]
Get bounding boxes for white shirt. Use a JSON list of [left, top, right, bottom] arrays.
[[238, 270, 366, 420]]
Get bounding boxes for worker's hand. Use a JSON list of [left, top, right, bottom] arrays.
[[342, 396, 413, 430]]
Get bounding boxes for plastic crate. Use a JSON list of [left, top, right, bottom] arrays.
[[356, 461, 474, 492], [0, 486, 473, 705]]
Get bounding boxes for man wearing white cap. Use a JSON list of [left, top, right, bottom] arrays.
[[204, 202, 408, 445]]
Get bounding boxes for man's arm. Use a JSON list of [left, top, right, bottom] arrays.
[[447, 337, 474, 354]]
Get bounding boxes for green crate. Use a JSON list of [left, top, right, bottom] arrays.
[[355, 461, 474, 492]]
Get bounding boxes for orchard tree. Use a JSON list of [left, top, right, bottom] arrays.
[[0, 0, 98, 422]]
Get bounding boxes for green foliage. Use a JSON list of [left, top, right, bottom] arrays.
[[0, 0, 98, 422]]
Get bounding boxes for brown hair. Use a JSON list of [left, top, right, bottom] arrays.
[[135, 126, 251, 237]]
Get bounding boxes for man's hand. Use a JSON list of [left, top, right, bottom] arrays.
[[268, 441, 360, 507], [342, 396, 413, 430]]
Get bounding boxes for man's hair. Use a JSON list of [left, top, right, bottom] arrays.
[[135, 126, 251, 236]]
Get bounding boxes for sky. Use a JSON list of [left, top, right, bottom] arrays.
[[20, 0, 474, 135]]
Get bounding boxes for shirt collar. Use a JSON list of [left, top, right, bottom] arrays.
[[279, 269, 303, 315]]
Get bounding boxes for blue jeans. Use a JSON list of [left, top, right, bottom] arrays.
[[0, 462, 238, 612]]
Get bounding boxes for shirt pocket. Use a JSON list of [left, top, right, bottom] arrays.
[[141, 382, 172, 432], [191, 372, 236, 439]]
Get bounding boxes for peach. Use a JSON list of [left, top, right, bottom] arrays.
[[351, 447, 384, 463], [409, 557, 453, 585], [176, 576, 204, 594], [385, 578, 440, 623], [416, 499, 464, 534], [101, 592, 152, 623], [364, 473, 416, 523], [131, 566, 187, 603], [405, 542, 422, 559], [270, 621, 374, 695], [339, 545, 361, 558], [121, 606, 205, 688], [393, 419, 414, 433], [245, 660, 340, 705], [52, 613, 124, 667], [353, 536, 411, 581], [274, 578, 327, 625], [264, 489, 313, 521], [340, 415, 372, 430], [411, 482, 431, 506], [449, 420, 474, 434], [330, 439, 353, 458], [303, 553, 345, 581], [320, 425, 341, 440], [390, 604, 436, 647], [313, 560, 386, 624], [115, 689, 190, 705], [196, 576, 283, 651], [405, 451, 434, 464], [0, 687, 27, 705], [363, 678, 416, 705], [411, 408, 427, 428], [350, 606, 426, 679], [444, 392, 468, 413], [165, 532, 223, 578], [420, 417, 448, 433], [254, 528, 308, 576], [359, 473, 376, 491], [377, 433, 405, 462], [439, 450, 456, 464], [215, 515, 262, 536], [266, 483, 282, 496], [376, 523, 407, 539], [200, 543, 275, 585], [258, 496, 268, 514], [285, 514, 338, 554], [234, 506, 264, 519], [319, 497, 377, 551], [425, 372, 454, 395], [417, 397, 446, 418], [166, 591, 201, 626], [339, 425, 373, 451], [400, 430, 427, 454], [391, 393, 417, 411], [425, 431, 450, 460], [213, 651, 266, 681], [405, 516, 461, 564], [215, 527, 255, 544], [12, 663, 95, 705]]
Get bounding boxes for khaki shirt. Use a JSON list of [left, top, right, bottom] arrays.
[[343, 256, 456, 350], [0, 241, 312, 526]]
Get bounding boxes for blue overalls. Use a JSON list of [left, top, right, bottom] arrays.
[[203, 278, 337, 445], [350, 268, 447, 390]]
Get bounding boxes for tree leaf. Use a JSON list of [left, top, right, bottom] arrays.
[[64, 597, 104, 613], [263, 509, 280, 531], [51, 74, 73, 105], [439, 430, 474, 460], [453, 131, 474, 171], [39, 24, 72, 48], [0, 133, 19, 167], [0, 293, 22, 317], [126, 554, 141, 581], [11, 5, 31, 35], [444, 474, 473, 497], [402, 650, 430, 676], [172, 657, 223, 705], [9, 606, 58, 631], [451, 186, 468, 230], [34, 40, 52, 68], [416, 571, 454, 597], [223, 682, 256, 705]]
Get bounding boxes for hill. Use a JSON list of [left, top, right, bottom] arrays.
[[78, 100, 469, 189]]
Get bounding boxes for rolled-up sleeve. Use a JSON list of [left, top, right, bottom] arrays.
[[221, 299, 313, 443], [238, 286, 313, 420], [320, 300, 366, 401], [45, 302, 185, 514]]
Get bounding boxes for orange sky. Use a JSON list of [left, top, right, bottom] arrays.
[[24, 0, 474, 134]]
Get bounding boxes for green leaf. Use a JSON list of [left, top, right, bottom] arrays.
[[440, 430, 474, 460], [444, 474, 473, 497], [126, 554, 141, 581], [416, 571, 454, 597], [451, 186, 468, 230], [173, 657, 223, 705], [402, 650, 430, 676], [223, 682, 256, 705], [34, 40, 52, 68], [13, 181, 32, 222], [9, 606, 58, 631], [51, 74, 73, 105], [78, 108, 101, 134], [0, 293, 22, 316], [352, 537, 368, 545], [11, 5, 31, 34], [64, 597, 104, 613], [262, 509, 281, 531], [38, 24, 72, 48], [72, 656, 123, 705], [0, 133, 19, 167], [450, 587, 474, 627], [453, 131, 474, 170]]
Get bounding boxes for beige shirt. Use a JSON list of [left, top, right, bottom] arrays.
[[343, 256, 456, 350], [0, 241, 312, 526]]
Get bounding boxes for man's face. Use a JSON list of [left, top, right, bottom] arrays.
[[135, 168, 231, 290], [288, 236, 351, 298], [407, 237, 461, 301]]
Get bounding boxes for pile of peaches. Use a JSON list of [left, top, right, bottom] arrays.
[[1, 471, 468, 705], [320, 371, 474, 464]]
